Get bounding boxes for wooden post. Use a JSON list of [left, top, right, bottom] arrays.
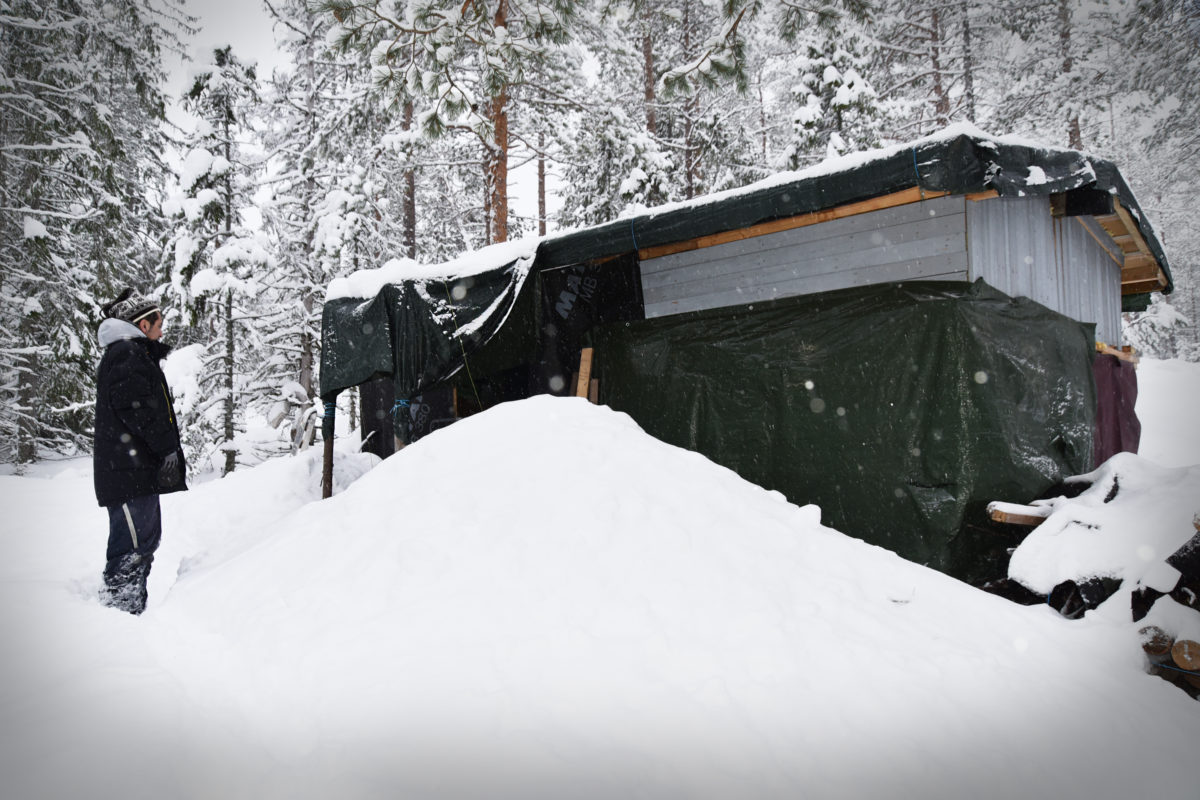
[[575, 348, 594, 399], [321, 395, 336, 499]]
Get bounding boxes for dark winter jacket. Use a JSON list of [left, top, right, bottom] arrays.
[[93, 319, 188, 507]]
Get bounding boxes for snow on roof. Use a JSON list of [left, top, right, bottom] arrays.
[[325, 236, 538, 301]]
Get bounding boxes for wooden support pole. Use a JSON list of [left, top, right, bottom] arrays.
[[575, 347, 594, 399], [321, 395, 336, 499]]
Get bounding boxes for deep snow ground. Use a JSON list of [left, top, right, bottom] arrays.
[[1, 359, 1198, 800]]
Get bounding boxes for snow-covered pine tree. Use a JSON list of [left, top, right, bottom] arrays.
[[771, 13, 882, 167], [988, 0, 1116, 149], [0, 0, 186, 467], [1122, 0, 1200, 358], [164, 46, 266, 475], [318, 0, 579, 245], [870, 0, 992, 138]]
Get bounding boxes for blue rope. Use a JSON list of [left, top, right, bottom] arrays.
[[391, 398, 410, 417], [323, 401, 336, 417], [630, 218, 640, 251], [1155, 661, 1200, 677], [911, 147, 922, 189]]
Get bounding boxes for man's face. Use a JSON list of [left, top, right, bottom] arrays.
[[138, 314, 163, 341]]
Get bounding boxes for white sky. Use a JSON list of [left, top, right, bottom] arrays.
[[168, 0, 288, 95], [166, 0, 558, 231]]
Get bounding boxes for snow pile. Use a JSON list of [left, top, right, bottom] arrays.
[[1006, 356, 1200, 642], [2, 386, 1199, 799], [1136, 358, 1200, 467], [1008, 455, 1199, 637]]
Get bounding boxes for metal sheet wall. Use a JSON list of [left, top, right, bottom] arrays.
[[640, 194, 969, 318], [965, 196, 1123, 344]]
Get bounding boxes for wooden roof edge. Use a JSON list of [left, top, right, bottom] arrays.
[[1098, 201, 1170, 295]]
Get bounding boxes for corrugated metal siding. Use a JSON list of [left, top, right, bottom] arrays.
[[966, 196, 1123, 344], [641, 194, 969, 318]]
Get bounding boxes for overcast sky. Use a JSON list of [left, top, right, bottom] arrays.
[[169, 0, 289, 94]]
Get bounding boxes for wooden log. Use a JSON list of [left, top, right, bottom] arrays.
[[1140, 625, 1174, 657], [1172, 639, 1200, 671], [575, 347, 594, 398]]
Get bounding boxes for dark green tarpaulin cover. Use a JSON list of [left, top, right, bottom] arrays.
[[319, 262, 529, 401], [594, 280, 1097, 584]]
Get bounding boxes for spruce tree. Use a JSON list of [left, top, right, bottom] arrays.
[[0, 0, 185, 467], [164, 46, 263, 474]]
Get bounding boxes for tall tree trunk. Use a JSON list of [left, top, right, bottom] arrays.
[[961, 0, 976, 122], [1059, 0, 1083, 148], [486, 0, 510, 244], [929, 8, 951, 128], [402, 100, 417, 258], [221, 106, 236, 474], [641, 2, 657, 135], [223, 288, 235, 475], [682, 1, 696, 199], [299, 13, 318, 400], [537, 131, 547, 237]]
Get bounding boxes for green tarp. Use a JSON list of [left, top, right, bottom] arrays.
[[594, 281, 1097, 584], [319, 262, 530, 402]]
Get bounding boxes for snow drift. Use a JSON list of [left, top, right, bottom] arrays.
[[1, 394, 1198, 799]]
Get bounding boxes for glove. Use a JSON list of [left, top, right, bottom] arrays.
[[158, 450, 182, 489]]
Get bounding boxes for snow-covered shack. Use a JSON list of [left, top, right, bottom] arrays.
[[319, 125, 1173, 585]]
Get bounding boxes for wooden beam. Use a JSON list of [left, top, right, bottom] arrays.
[[965, 190, 999, 202], [1096, 342, 1139, 364], [987, 500, 1051, 527], [575, 347, 594, 398], [1122, 277, 1168, 294], [1121, 255, 1161, 284], [638, 186, 950, 261], [1113, 199, 1154, 258], [1076, 217, 1124, 268]]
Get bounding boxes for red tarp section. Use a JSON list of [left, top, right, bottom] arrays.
[[1093, 353, 1141, 466]]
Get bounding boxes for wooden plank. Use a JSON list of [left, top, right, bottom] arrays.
[[1121, 253, 1159, 280], [1122, 277, 1168, 295], [1113, 199, 1153, 258], [966, 190, 999, 202], [575, 347, 593, 398], [1076, 217, 1124, 267], [987, 500, 1051, 527], [637, 186, 950, 261], [1095, 342, 1139, 364], [588, 377, 599, 404]]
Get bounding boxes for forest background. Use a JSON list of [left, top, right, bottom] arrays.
[[2, 0, 1197, 475]]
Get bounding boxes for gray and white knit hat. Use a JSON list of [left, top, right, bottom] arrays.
[[102, 288, 160, 325]]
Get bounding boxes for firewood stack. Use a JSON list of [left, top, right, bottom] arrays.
[[1140, 626, 1200, 699]]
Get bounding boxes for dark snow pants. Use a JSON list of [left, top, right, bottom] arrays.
[[103, 494, 162, 615]]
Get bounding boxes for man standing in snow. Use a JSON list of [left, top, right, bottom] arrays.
[[93, 289, 187, 614]]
